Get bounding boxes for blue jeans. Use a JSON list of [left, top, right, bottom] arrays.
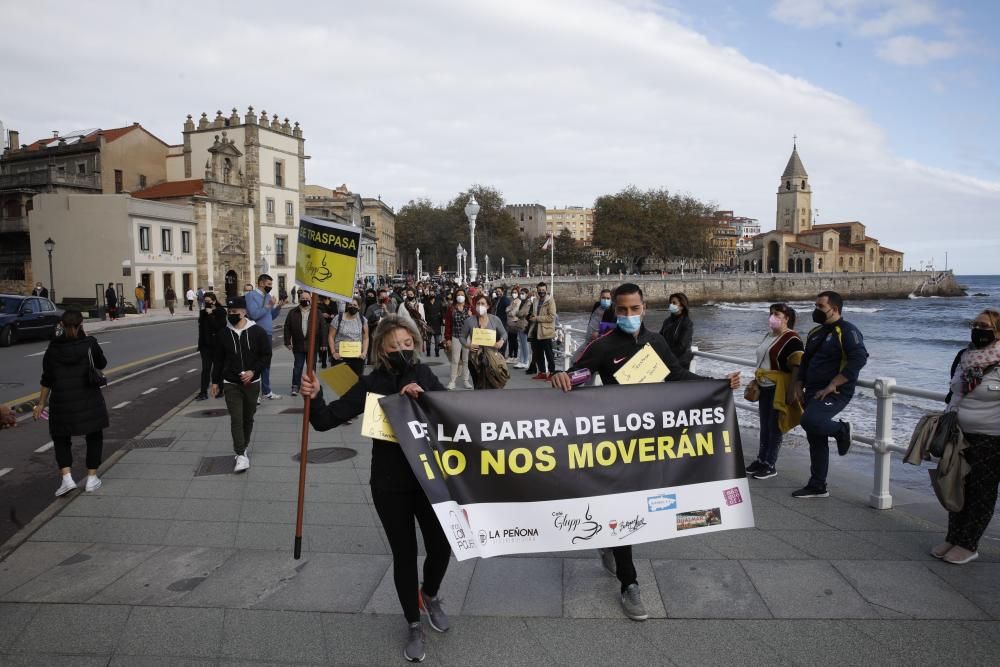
[[518, 330, 531, 365], [800, 390, 851, 488], [292, 351, 307, 389], [136, 299, 145, 314], [756, 385, 783, 466], [261, 367, 271, 395]]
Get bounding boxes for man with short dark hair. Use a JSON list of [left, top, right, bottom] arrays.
[[244, 274, 285, 400], [32, 282, 49, 299], [791, 290, 869, 499]]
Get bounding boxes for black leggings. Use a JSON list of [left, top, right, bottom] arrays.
[[612, 545, 637, 592], [54, 431, 103, 470], [372, 487, 452, 623], [531, 338, 555, 373], [199, 348, 215, 395]]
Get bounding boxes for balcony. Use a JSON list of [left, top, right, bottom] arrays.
[[0, 169, 101, 192], [275, 253, 287, 267], [0, 216, 29, 233]]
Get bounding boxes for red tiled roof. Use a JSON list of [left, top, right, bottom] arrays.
[[132, 179, 205, 199], [787, 242, 818, 251], [811, 221, 860, 229], [23, 123, 167, 151]]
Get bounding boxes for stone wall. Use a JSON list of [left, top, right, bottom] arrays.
[[530, 271, 965, 310]]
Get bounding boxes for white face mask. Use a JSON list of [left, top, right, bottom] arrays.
[[477, 305, 488, 316], [456, 295, 465, 304]]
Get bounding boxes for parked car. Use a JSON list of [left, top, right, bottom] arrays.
[[0, 295, 65, 346]]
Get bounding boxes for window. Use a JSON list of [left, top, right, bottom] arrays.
[[827, 238, 833, 250], [285, 201, 293, 216], [786, 181, 791, 190], [362, 215, 371, 227], [139, 226, 151, 252], [139, 174, 147, 189], [849, 256, 854, 267], [801, 179, 806, 189], [77, 162, 86, 175], [275, 236, 287, 266], [274, 160, 284, 187], [223, 158, 232, 183], [181, 230, 191, 254], [114, 169, 123, 193], [266, 198, 275, 214], [57, 165, 65, 174], [161, 228, 172, 253]]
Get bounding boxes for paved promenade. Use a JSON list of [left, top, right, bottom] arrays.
[[1, 346, 998, 665]]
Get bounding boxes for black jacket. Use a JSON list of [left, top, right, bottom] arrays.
[[423, 295, 444, 329], [309, 362, 445, 491], [105, 287, 117, 307], [567, 324, 701, 386], [212, 321, 273, 385], [197, 307, 228, 350], [799, 318, 868, 396], [41, 335, 109, 437], [659, 314, 694, 369], [283, 305, 330, 354]]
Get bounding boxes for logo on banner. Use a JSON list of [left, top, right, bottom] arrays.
[[552, 504, 603, 543], [647, 493, 678, 513], [676, 508, 722, 531], [610, 515, 648, 540], [723, 487, 743, 506], [448, 511, 475, 552], [477, 526, 539, 544]]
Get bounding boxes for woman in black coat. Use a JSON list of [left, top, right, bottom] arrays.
[[659, 291, 694, 369], [195, 291, 227, 400], [32, 309, 109, 496], [299, 314, 451, 663]]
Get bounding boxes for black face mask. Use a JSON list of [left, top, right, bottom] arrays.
[[300, 300, 310, 308], [263, 286, 272, 294], [204, 301, 214, 308], [972, 328, 996, 349], [227, 313, 242, 325], [388, 349, 415, 373], [811, 308, 827, 325], [346, 306, 359, 315]]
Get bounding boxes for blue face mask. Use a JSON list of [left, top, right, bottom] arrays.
[[668, 303, 680, 314], [600, 298, 611, 308], [617, 314, 641, 334]]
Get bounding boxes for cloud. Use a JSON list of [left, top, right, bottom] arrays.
[[1, 0, 997, 272], [877, 35, 959, 65]]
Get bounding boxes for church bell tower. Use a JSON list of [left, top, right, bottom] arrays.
[[776, 140, 812, 235]]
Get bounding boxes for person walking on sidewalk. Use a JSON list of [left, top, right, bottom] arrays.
[[299, 315, 452, 663], [527, 282, 557, 380], [195, 291, 227, 400], [134, 283, 146, 315], [211, 296, 271, 473], [244, 273, 285, 400], [931, 308, 1000, 565], [443, 287, 473, 390], [105, 283, 118, 321], [461, 292, 508, 389], [284, 289, 330, 396], [185, 287, 196, 311], [791, 290, 869, 499], [32, 309, 109, 496], [329, 295, 369, 381], [165, 286, 177, 315]]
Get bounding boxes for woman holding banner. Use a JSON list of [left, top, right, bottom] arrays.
[[460, 293, 509, 389], [300, 315, 451, 663]]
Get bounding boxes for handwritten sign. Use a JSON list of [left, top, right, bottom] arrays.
[[361, 393, 398, 442], [471, 327, 497, 347], [317, 364, 359, 397], [613, 343, 670, 385], [338, 341, 362, 358]]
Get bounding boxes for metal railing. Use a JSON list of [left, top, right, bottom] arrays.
[[556, 325, 945, 510]]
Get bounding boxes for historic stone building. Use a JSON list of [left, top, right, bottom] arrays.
[[304, 184, 396, 281], [741, 144, 903, 273]]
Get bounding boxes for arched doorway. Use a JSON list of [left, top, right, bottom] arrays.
[[795, 258, 803, 273], [225, 270, 238, 300], [805, 258, 813, 273], [767, 241, 780, 273], [743, 260, 750, 272], [787, 258, 795, 273]]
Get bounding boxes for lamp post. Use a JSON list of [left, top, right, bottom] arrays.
[[44, 238, 56, 304], [526, 258, 530, 277], [461, 249, 467, 284], [456, 244, 463, 283], [485, 254, 490, 283], [595, 257, 601, 276], [465, 195, 480, 282], [501, 257, 505, 279], [415, 248, 421, 280]]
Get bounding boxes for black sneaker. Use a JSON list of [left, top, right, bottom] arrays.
[[836, 420, 853, 456], [194, 393, 208, 401], [792, 485, 829, 499], [752, 464, 777, 480], [745, 460, 765, 476]]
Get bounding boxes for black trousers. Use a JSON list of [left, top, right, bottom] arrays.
[[506, 326, 518, 359], [54, 431, 103, 470], [531, 338, 555, 374], [222, 382, 260, 455], [372, 487, 452, 623], [199, 348, 216, 396], [947, 432, 1000, 551], [612, 546, 637, 591]]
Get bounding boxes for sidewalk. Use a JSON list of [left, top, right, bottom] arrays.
[[83, 307, 199, 334], [1, 346, 998, 665]]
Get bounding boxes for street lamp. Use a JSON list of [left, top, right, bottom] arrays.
[[485, 254, 490, 282], [526, 258, 530, 277], [461, 249, 467, 284], [595, 257, 601, 276], [456, 244, 463, 283], [501, 257, 505, 279], [465, 195, 480, 282], [415, 248, 421, 280], [44, 237, 56, 303]]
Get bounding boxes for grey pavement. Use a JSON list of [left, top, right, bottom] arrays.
[[1, 345, 999, 665]]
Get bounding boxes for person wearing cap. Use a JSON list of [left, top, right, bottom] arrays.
[[211, 296, 272, 473]]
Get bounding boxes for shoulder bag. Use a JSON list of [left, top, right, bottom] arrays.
[[88, 343, 108, 388]]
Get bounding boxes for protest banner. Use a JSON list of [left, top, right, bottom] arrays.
[[380, 381, 753, 560]]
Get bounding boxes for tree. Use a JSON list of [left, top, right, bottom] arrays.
[[395, 199, 459, 273], [446, 185, 522, 279], [553, 228, 586, 272]]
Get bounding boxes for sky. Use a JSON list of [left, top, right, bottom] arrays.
[[2, 0, 998, 273]]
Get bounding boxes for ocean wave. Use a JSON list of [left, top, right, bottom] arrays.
[[704, 301, 883, 313]]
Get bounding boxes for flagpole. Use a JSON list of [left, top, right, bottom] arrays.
[[549, 233, 554, 297], [293, 296, 320, 559]]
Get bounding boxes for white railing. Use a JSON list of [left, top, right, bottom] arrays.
[[557, 325, 945, 510]]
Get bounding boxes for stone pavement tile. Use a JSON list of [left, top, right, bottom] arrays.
[[116, 606, 223, 658], [135, 463, 201, 480], [257, 552, 392, 612], [739, 619, 894, 664], [741, 559, 879, 619], [174, 497, 243, 522], [244, 481, 306, 501], [750, 501, 836, 531], [964, 619, 1000, 648], [179, 550, 304, 608], [90, 546, 236, 606], [100, 462, 160, 479], [309, 466, 365, 484], [100, 517, 174, 544], [848, 619, 1000, 664], [112, 496, 183, 520], [563, 558, 667, 619], [10, 603, 130, 655], [832, 560, 988, 619], [631, 535, 726, 559], [321, 613, 441, 666], [220, 608, 326, 664], [2, 543, 160, 603], [928, 562, 1000, 619], [242, 500, 376, 527], [305, 483, 368, 504], [29, 516, 105, 543], [0, 603, 39, 651], [766, 529, 903, 560], [169, 440, 218, 452], [303, 525, 388, 554], [58, 494, 122, 517], [463, 557, 563, 617], [122, 479, 192, 498], [0, 542, 90, 597], [432, 615, 559, 667], [234, 521, 296, 551], [522, 617, 669, 667], [110, 657, 216, 667], [122, 450, 205, 466], [652, 559, 771, 619], [85, 478, 139, 496], [0, 654, 111, 666], [847, 530, 957, 561], [699, 528, 811, 559], [172, 429, 215, 441], [635, 619, 795, 666], [363, 557, 475, 616], [774, 497, 939, 532], [248, 453, 300, 468], [164, 520, 238, 548], [186, 477, 247, 500]]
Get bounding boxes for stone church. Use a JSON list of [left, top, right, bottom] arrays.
[[742, 144, 903, 274]]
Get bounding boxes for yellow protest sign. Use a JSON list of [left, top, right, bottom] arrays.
[[294, 217, 361, 301], [318, 364, 359, 397], [361, 393, 398, 442], [471, 327, 497, 347], [613, 343, 670, 385], [338, 341, 362, 358]]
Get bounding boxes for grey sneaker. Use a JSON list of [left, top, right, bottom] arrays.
[[620, 583, 649, 621], [598, 548, 617, 575], [419, 590, 450, 632], [404, 622, 425, 662]]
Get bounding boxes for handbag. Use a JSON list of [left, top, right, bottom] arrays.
[[743, 379, 760, 402], [929, 410, 959, 458], [88, 344, 108, 388]]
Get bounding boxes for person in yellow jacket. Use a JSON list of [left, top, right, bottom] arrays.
[[134, 283, 146, 315], [746, 304, 804, 480]]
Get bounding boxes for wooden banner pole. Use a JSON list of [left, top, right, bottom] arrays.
[[293, 296, 321, 559]]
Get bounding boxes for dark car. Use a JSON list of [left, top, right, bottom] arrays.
[[0, 295, 64, 346]]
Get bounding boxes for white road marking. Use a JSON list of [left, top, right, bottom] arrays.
[[167, 377, 179, 382], [186, 368, 198, 374], [25, 351, 46, 357], [141, 387, 158, 395], [0, 468, 12, 479], [35, 442, 54, 453], [112, 401, 131, 409], [97, 340, 111, 345]]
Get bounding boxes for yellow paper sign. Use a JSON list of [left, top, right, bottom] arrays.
[[471, 327, 497, 347], [361, 392, 398, 442], [613, 343, 670, 385], [339, 341, 362, 358], [295, 217, 361, 301], [317, 364, 359, 397]]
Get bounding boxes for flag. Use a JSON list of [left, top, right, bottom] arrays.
[[541, 233, 553, 250]]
